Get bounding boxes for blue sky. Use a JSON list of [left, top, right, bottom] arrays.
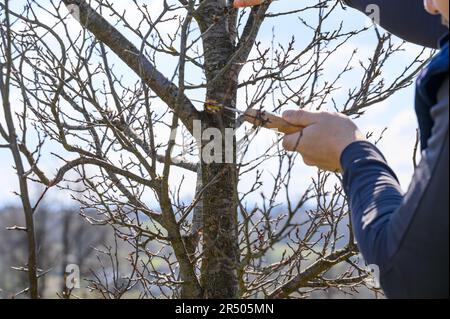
[[0, 0, 432, 209]]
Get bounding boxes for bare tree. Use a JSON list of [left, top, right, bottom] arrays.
[[0, 0, 429, 299], [0, 207, 30, 298], [1, 0, 40, 298], [0, 206, 114, 298]]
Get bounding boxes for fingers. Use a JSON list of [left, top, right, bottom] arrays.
[[283, 132, 317, 167], [233, 0, 264, 8], [282, 109, 319, 127], [282, 131, 304, 152], [424, 0, 440, 14]]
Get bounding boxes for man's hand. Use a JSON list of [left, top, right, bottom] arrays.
[[282, 110, 366, 172], [233, 0, 264, 8]]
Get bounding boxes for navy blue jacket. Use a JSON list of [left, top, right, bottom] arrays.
[[345, 0, 447, 49], [342, 1, 449, 298]]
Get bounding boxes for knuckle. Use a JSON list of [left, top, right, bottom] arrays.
[[289, 110, 303, 123]]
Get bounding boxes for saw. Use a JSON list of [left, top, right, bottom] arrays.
[[200, 99, 303, 135], [226, 106, 303, 135]]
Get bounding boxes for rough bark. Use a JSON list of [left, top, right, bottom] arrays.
[[196, 0, 240, 299]]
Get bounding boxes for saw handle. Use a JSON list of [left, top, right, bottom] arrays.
[[244, 109, 303, 135]]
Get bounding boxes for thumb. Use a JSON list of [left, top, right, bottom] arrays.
[[282, 109, 319, 127], [234, 0, 264, 8]]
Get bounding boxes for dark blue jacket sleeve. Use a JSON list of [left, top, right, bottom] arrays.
[[341, 137, 449, 299], [344, 0, 447, 48], [340, 141, 404, 266], [340, 76, 449, 298]]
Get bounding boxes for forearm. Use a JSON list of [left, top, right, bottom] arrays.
[[340, 141, 404, 266], [344, 0, 447, 48]]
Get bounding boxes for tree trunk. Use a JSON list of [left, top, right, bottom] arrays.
[[60, 211, 72, 297], [198, 1, 240, 299], [0, 0, 39, 298], [201, 160, 239, 298]]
